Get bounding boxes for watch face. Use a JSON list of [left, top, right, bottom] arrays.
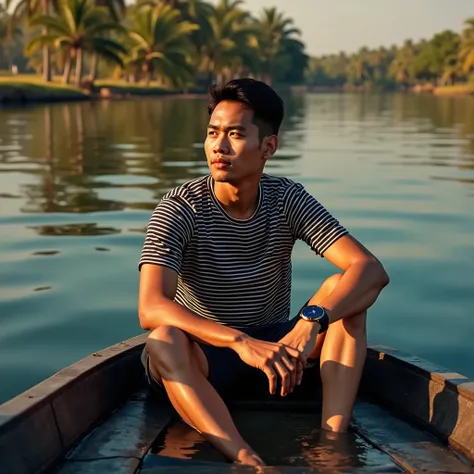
[[302, 305, 325, 320]]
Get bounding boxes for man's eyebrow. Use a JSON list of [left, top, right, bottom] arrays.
[[207, 124, 247, 132]]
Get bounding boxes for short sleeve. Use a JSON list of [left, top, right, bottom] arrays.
[[138, 196, 195, 273], [284, 182, 349, 257]]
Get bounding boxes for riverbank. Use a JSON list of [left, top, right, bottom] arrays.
[[0, 78, 89, 102], [0, 77, 206, 103], [2, 77, 474, 104], [433, 84, 474, 96]]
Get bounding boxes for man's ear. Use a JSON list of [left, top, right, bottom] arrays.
[[262, 135, 278, 159]]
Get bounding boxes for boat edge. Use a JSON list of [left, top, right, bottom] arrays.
[[363, 345, 474, 465], [0, 333, 148, 474], [1, 337, 473, 473]]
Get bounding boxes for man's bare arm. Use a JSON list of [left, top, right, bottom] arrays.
[[320, 234, 390, 323], [138, 263, 304, 395], [138, 264, 246, 348]]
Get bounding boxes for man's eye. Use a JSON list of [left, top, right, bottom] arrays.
[[208, 131, 217, 136], [230, 132, 242, 138]]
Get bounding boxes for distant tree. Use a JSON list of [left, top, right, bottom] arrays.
[[412, 30, 461, 84], [6, 0, 60, 80], [251, 7, 307, 85], [26, 0, 126, 86], [459, 18, 474, 77], [126, 2, 197, 86]]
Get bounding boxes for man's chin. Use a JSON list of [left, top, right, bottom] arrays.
[[210, 169, 231, 183]]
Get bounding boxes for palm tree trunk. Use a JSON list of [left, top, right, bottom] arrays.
[[90, 52, 98, 82], [75, 48, 83, 87], [145, 63, 152, 86], [41, 0, 51, 82], [63, 56, 72, 84], [0, 45, 5, 70]]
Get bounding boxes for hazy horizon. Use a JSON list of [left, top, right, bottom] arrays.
[[209, 0, 473, 56]]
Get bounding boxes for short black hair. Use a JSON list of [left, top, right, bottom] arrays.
[[208, 78, 284, 139]]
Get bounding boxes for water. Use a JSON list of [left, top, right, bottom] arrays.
[[0, 93, 473, 405], [153, 411, 401, 471]]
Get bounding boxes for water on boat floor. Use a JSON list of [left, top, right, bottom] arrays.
[[151, 410, 401, 472], [56, 388, 473, 474]]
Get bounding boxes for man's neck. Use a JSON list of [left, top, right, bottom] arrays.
[[213, 178, 261, 220]]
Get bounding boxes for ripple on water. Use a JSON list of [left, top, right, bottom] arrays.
[[91, 174, 160, 186]]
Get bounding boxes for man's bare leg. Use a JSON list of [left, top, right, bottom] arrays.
[[306, 273, 367, 432], [145, 325, 264, 466]]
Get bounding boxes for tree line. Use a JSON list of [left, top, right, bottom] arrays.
[[1, 0, 473, 91], [0, 0, 307, 88], [306, 20, 474, 90]]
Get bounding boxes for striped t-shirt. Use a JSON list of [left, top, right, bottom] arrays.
[[138, 174, 348, 329]]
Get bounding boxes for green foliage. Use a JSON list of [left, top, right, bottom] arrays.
[[26, 0, 126, 85], [306, 18, 474, 90], [5, 0, 474, 91], [125, 2, 198, 87], [4, 0, 308, 88]]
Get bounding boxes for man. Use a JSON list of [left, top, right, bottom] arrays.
[[138, 78, 389, 466]]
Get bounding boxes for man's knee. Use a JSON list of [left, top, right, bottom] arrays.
[[146, 325, 191, 375]]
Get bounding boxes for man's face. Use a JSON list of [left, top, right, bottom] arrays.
[[204, 100, 277, 184]]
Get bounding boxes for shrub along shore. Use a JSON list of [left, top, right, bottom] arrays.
[[0, 77, 210, 103], [1, 76, 473, 105]]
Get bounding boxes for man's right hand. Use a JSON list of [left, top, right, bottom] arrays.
[[231, 335, 304, 397]]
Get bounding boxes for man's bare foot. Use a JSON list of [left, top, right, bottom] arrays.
[[235, 448, 266, 466]]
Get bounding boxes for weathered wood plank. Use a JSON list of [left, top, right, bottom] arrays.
[[66, 394, 174, 461], [363, 345, 474, 464], [57, 457, 140, 474], [52, 348, 144, 449], [0, 403, 62, 474], [0, 334, 147, 474], [352, 400, 473, 473]]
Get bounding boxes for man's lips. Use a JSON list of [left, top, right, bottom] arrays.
[[212, 159, 231, 169]]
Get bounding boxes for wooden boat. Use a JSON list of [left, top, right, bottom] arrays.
[[1, 333, 473, 474]]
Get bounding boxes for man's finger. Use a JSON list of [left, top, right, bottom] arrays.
[[274, 361, 290, 397], [284, 346, 304, 362], [296, 360, 304, 386], [262, 365, 277, 395], [281, 356, 296, 393]]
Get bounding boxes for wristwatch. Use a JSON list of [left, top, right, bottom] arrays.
[[299, 305, 329, 333]]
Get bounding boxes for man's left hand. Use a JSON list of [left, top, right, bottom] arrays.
[[279, 320, 320, 393]]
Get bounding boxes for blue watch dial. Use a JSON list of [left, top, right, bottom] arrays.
[[301, 305, 325, 320]]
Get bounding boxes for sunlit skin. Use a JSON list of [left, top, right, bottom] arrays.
[[139, 98, 389, 467], [204, 100, 278, 219]]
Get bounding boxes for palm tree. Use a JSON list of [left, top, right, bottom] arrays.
[[389, 40, 416, 88], [89, 0, 126, 81], [459, 18, 474, 76], [177, 0, 213, 55], [127, 2, 198, 87], [6, 0, 60, 81], [201, 0, 253, 84], [0, 5, 22, 70], [251, 7, 304, 84], [26, 0, 126, 86]]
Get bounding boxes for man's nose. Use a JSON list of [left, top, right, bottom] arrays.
[[213, 135, 230, 154]]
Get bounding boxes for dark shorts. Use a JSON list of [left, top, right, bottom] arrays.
[[141, 316, 315, 401]]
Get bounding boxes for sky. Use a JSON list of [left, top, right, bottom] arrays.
[[209, 0, 474, 56]]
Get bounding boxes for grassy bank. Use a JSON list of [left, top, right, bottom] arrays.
[[93, 80, 172, 97], [0, 76, 207, 103], [433, 84, 474, 96], [0, 77, 89, 102]]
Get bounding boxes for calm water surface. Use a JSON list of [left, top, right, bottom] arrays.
[[1, 93, 473, 404]]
